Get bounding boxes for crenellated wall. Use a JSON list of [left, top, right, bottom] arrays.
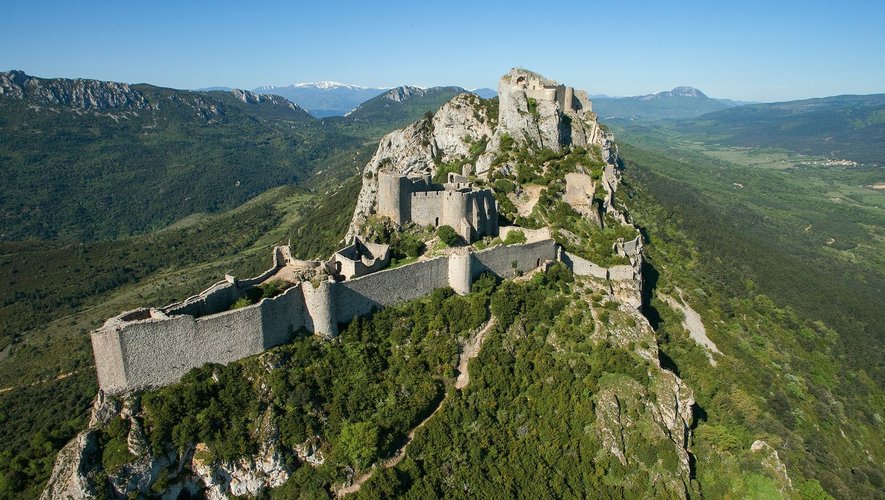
[[92, 239, 559, 393]]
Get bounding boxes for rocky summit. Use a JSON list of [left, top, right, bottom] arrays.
[[39, 68, 700, 499]]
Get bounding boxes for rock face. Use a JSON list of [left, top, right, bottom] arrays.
[[40, 431, 100, 500], [432, 93, 494, 162], [593, 305, 696, 498], [347, 67, 616, 240], [41, 392, 291, 499], [0, 70, 305, 119], [0, 70, 152, 111], [494, 68, 598, 152]]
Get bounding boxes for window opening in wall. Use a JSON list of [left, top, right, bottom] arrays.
[[335, 261, 342, 274], [536, 258, 541, 267], [435, 217, 439, 227]]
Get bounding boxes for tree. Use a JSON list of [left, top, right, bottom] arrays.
[[337, 421, 379, 470], [437, 225, 462, 247]]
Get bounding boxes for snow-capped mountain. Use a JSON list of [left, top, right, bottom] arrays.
[[251, 81, 388, 117]]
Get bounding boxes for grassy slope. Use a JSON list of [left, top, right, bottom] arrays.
[[612, 125, 884, 497]]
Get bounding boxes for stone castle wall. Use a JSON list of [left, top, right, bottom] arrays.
[[92, 240, 559, 393]]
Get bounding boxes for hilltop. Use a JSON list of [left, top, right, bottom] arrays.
[[40, 68, 704, 499]]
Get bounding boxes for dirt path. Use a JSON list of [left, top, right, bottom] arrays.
[[335, 317, 496, 497], [0, 369, 81, 394], [662, 292, 721, 366]]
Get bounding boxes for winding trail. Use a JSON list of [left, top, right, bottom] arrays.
[[334, 317, 496, 497], [0, 370, 81, 394]]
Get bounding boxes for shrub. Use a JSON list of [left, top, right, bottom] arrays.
[[230, 297, 252, 310], [437, 225, 462, 246], [503, 230, 526, 245]]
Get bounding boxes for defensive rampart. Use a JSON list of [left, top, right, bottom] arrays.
[[92, 240, 558, 394]]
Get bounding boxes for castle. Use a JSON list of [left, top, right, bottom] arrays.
[[376, 169, 498, 242], [91, 239, 559, 394], [513, 74, 592, 115], [88, 68, 640, 395]]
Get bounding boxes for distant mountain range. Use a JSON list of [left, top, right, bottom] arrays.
[[198, 82, 497, 117], [250, 82, 388, 117], [676, 93, 885, 165], [472, 88, 497, 99], [592, 86, 746, 121]]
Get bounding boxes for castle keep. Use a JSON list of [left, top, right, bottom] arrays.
[[513, 73, 592, 115], [376, 169, 498, 242]]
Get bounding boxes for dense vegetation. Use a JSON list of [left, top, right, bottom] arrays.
[[613, 127, 884, 497], [140, 276, 497, 495]]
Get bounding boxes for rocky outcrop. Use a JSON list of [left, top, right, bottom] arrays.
[[40, 431, 100, 500], [608, 235, 645, 309], [431, 93, 494, 162], [593, 311, 696, 498], [42, 392, 291, 499], [751, 440, 794, 496], [493, 68, 599, 152], [347, 68, 615, 239], [0, 71, 305, 122], [0, 70, 152, 111]]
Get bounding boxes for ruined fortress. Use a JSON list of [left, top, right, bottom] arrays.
[[516, 75, 592, 115], [90, 67, 642, 395], [92, 239, 558, 393]]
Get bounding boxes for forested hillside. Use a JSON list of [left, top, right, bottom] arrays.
[[0, 72, 459, 240], [676, 94, 885, 164], [613, 126, 883, 497]]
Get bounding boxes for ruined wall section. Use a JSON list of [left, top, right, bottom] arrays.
[[409, 191, 448, 228], [94, 285, 312, 393], [337, 256, 450, 323], [562, 251, 609, 279], [473, 239, 558, 279], [93, 240, 561, 393]]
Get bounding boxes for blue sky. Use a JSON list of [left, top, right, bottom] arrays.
[[1, 0, 883, 101]]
